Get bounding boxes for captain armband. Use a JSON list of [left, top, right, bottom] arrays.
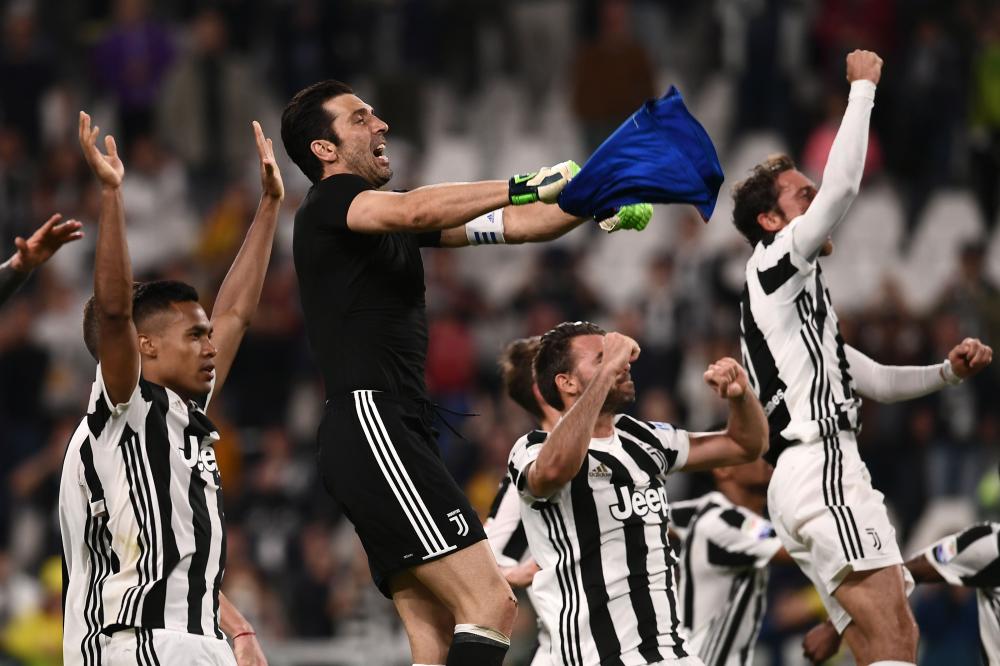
[[465, 208, 506, 246]]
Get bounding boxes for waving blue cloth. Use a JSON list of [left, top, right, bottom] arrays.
[[559, 86, 724, 222]]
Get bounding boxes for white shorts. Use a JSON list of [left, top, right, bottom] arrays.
[[768, 431, 914, 633], [107, 628, 236, 666]]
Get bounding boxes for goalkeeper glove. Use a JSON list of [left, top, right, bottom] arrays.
[[509, 160, 579, 205], [597, 203, 653, 233]]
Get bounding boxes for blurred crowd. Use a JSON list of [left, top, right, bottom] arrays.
[[1, 0, 999, 664]]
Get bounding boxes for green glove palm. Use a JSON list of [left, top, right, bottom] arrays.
[[597, 203, 653, 232]]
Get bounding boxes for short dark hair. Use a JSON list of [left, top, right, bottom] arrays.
[[731, 154, 796, 245], [534, 321, 606, 411], [499, 337, 544, 421], [281, 80, 353, 183], [82, 280, 199, 360]]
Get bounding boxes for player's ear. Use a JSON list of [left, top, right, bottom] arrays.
[[310, 139, 338, 164], [554, 372, 578, 401], [757, 209, 784, 233], [137, 333, 157, 359]]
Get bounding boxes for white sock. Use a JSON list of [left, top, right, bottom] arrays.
[[870, 662, 915, 666]]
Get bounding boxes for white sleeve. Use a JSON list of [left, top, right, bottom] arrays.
[[846, 345, 949, 403], [485, 480, 528, 568], [94, 362, 141, 416], [643, 421, 690, 475], [508, 432, 555, 502], [791, 80, 876, 261], [923, 523, 1000, 587], [702, 507, 783, 569]]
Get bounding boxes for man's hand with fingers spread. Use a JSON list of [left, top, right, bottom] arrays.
[[252, 120, 284, 201], [947, 337, 993, 380], [703, 357, 750, 401], [9, 214, 84, 273], [78, 111, 124, 189]]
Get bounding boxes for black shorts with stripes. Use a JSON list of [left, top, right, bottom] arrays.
[[317, 390, 486, 598]]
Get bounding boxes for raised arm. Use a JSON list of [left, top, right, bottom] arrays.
[[209, 122, 284, 395], [0, 214, 84, 308], [220, 592, 267, 665], [847, 339, 992, 403], [345, 161, 576, 234], [792, 50, 881, 261], [526, 333, 640, 498], [682, 358, 769, 471], [79, 111, 139, 405]]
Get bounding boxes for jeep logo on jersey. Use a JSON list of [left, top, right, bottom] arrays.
[[180, 435, 219, 473], [610, 485, 669, 521]]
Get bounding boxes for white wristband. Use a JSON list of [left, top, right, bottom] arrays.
[[465, 208, 505, 245], [940, 359, 962, 385]]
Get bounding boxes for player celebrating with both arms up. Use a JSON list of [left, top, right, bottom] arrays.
[[59, 112, 283, 665], [733, 49, 992, 665]]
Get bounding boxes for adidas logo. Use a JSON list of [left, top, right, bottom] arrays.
[[589, 463, 612, 479]]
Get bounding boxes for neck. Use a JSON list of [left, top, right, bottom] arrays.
[[592, 412, 615, 438], [141, 365, 197, 403], [720, 483, 767, 516]]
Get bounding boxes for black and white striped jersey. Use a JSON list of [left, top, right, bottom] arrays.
[[508, 415, 692, 666], [485, 477, 551, 666], [671, 493, 781, 666], [740, 223, 860, 459], [84, 365, 226, 638], [59, 419, 116, 666], [923, 522, 1000, 663]]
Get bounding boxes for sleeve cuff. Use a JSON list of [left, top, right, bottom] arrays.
[[849, 79, 877, 102]]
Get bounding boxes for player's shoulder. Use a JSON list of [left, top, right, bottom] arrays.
[[701, 494, 772, 533], [509, 429, 548, 459], [614, 413, 678, 439]]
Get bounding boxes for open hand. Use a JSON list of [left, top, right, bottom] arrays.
[[948, 337, 993, 379], [78, 111, 124, 188], [253, 121, 284, 201], [9, 214, 84, 273], [703, 357, 750, 400]]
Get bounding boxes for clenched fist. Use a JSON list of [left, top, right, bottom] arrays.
[[846, 49, 883, 86], [703, 357, 750, 401], [948, 337, 993, 380]]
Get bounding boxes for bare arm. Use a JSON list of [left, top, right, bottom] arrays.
[[210, 122, 284, 395], [79, 111, 139, 406], [438, 202, 588, 247], [526, 333, 640, 498], [0, 213, 84, 307], [905, 553, 945, 584], [792, 51, 881, 261], [346, 161, 577, 234], [683, 358, 769, 471], [220, 592, 267, 666]]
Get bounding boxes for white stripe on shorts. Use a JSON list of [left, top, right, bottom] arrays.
[[354, 390, 456, 560]]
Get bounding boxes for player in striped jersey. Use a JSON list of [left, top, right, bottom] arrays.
[[59, 112, 281, 665], [732, 50, 993, 665], [485, 336, 560, 666], [508, 321, 769, 666], [670, 458, 787, 666], [805, 522, 1000, 664]]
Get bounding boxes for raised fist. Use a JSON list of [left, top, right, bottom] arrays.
[[846, 49, 883, 86]]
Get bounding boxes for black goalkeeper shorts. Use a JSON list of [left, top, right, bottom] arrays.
[[317, 390, 486, 598]]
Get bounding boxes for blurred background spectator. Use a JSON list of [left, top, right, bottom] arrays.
[[0, 0, 998, 664]]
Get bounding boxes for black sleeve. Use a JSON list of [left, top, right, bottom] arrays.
[[315, 174, 373, 231], [417, 231, 442, 247]]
